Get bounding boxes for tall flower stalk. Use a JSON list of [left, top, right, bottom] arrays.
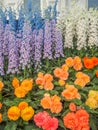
[[19, 21, 32, 70], [7, 31, 19, 74], [43, 20, 52, 59], [34, 29, 43, 69]]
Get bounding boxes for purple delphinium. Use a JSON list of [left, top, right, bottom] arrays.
[[43, 19, 53, 59], [30, 30, 37, 61], [51, 19, 56, 44], [54, 30, 64, 58], [16, 31, 22, 51], [0, 21, 4, 75], [7, 31, 19, 74], [34, 29, 43, 68], [19, 21, 32, 70], [3, 24, 10, 56]]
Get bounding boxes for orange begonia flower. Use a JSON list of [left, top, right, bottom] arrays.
[[83, 57, 94, 69], [38, 72, 44, 77], [41, 96, 52, 109], [0, 113, 2, 123], [62, 85, 81, 100], [58, 79, 65, 86], [44, 82, 54, 90], [50, 102, 62, 113], [61, 64, 69, 71], [14, 87, 27, 98], [12, 78, 19, 88], [63, 112, 78, 129], [21, 79, 33, 92], [74, 78, 86, 88], [36, 77, 45, 86], [69, 103, 77, 112], [54, 68, 62, 78], [0, 81, 4, 91], [59, 70, 69, 80], [18, 102, 29, 110], [8, 106, 20, 121], [73, 56, 83, 71], [44, 74, 53, 82], [65, 57, 74, 67], [21, 106, 34, 121], [92, 57, 98, 66], [0, 103, 2, 109]]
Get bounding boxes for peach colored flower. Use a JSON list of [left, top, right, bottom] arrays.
[[61, 64, 69, 71], [73, 56, 83, 71], [69, 103, 77, 112], [44, 74, 53, 82], [62, 85, 81, 100], [63, 112, 78, 129], [36, 77, 45, 86], [50, 102, 62, 113], [74, 78, 86, 88], [41, 96, 52, 109], [59, 70, 69, 80], [50, 95, 62, 113], [54, 68, 62, 78], [18, 102, 29, 110], [58, 79, 65, 86], [12, 78, 19, 88], [65, 57, 74, 67], [44, 82, 54, 90]]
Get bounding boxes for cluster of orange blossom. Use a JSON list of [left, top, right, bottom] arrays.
[[12, 78, 33, 98], [74, 72, 90, 88], [8, 101, 34, 121], [41, 94, 63, 113], [62, 84, 81, 100], [36, 73, 54, 90]]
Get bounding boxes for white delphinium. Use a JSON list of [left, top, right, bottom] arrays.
[[64, 15, 75, 49], [88, 9, 98, 48], [76, 10, 88, 50], [56, 13, 66, 35]]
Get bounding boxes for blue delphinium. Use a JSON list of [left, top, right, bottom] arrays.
[[8, 8, 17, 31]]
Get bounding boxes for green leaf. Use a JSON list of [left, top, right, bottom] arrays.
[[90, 115, 97, 130], [4, 122, 17, 130], [24, 125, 41, 130], [59, 119, 67, 130], [71, 99, 82, 105]]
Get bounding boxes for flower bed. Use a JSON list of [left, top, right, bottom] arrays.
[[0, 56, 98, 130]]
